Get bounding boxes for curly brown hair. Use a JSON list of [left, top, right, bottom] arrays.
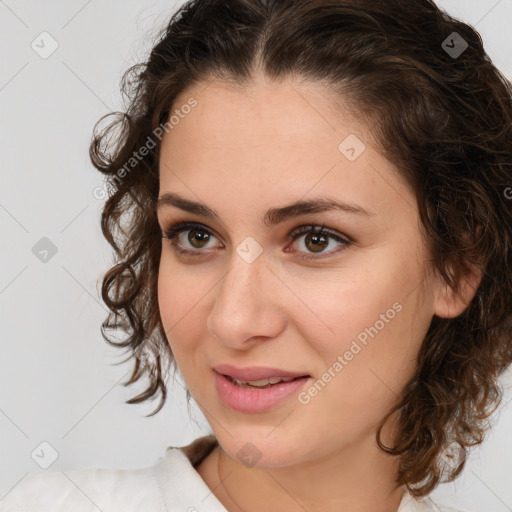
[[89, 0, 512, 499]]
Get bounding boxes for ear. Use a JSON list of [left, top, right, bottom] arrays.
[[433, 260, 483, 319]]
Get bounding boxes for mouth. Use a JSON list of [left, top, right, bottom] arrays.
[[212, 368, 312, 413], [212, 363, 311, 382], [222, 374, 310, 389]]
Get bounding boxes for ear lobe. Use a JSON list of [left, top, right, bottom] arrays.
[[433, 261, 483, 319]]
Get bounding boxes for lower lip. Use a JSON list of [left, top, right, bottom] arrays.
[[213, 371, 311, 413]]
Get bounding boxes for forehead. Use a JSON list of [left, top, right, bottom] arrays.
[[164, 76, 360, 149], [158, 77, 413, 223]]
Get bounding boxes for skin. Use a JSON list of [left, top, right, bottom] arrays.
[[156, 74, 480, 512]]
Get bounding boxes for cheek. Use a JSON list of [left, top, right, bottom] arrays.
[[294, 268, 397, 347], [157, 256, 196, 355], [157, 258, 178, 332], [157, 254, 217, 365], [295, 258, 427, 394]]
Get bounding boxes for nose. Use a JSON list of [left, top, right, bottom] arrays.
[[206, 248, 286, 349]]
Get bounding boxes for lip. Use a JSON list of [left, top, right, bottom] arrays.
[[213, 371, 311, 413], [212, 364, 310, 381]]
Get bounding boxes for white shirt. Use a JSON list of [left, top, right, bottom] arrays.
[[0, 435, 464, 511]]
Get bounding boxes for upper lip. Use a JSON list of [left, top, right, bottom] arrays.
[[213, 364, 310, 381]]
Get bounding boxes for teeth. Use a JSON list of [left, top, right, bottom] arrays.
[[231, 376, 297, 388]]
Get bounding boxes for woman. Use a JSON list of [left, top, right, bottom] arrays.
[[2, 0, 511, 510]]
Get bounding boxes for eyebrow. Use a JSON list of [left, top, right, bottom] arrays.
[[156, 192, 376, 227]]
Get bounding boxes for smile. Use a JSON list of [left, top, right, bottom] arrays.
[[213, 371, 311, 413]]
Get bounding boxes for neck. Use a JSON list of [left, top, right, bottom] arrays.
[[197, 432, 406, 512]]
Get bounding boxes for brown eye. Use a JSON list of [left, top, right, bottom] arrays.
[[287, 224, 352, 260], [187, 228, 211, 248], [162, 221, 351, 260], [303, 231, 329, 253], [162, 221, 222, 255]]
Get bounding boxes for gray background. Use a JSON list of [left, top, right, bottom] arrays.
[[1, 1, 511, 510]]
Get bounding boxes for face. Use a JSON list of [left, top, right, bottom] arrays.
[[156, 74, 446, 468]]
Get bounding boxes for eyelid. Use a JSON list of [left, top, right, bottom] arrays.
[[161, 220, 352, 259], [162, 221, 223, 245], [287, 224, 352, 244]]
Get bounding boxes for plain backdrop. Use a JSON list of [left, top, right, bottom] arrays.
[[1, 1, 512, 510]]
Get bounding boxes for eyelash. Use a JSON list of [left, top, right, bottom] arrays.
[[161, 221, 352, 260]]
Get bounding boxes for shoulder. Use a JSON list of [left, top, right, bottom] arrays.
[[0, 464, 164, 512], [0, 436, 219, 512], [400, 490, 469, 512], [423, 496, 469, 512], [433, 505, 468, 512]]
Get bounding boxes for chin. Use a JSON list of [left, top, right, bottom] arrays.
[[215, 429, 301, 468]]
